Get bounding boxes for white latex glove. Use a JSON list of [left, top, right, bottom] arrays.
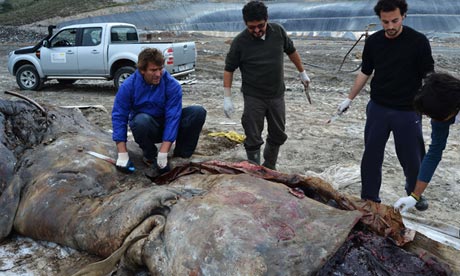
[[157, 152, 168, 169], [223, 96, 234, 119], [337, 98, 352, 114], [393, 196, 417, 213], [299, 70, 310, 88], [116, 152, 130, 167]]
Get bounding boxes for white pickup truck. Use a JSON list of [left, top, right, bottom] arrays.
[[8, 22, 196, 90]]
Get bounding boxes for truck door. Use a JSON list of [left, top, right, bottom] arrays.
[[40, 28, 78, 75], [77, 27, 106, 75]]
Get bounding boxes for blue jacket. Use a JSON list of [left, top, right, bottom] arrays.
[[112, 69, 182, 143]]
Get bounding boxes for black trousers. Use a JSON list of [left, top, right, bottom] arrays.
[[361, 100, 425, 202], [130, 105, 206, 160], [241, 95, 287, 151]]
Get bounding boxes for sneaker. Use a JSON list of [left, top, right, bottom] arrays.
[[415, 196, 429, 211]]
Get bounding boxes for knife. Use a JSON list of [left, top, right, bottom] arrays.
[[304, 86, 312, 104], [326, 111, 342, 124], [86, 151, 135, 173]]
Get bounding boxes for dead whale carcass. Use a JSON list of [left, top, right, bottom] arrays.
[[0, 98, 457, 275], [0, 96, 361, 273]]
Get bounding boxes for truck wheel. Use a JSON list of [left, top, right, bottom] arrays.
[[114, 66, 135, 90], [16, 64, 42, 90]]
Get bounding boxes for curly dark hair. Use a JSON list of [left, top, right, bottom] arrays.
[[242, 1, 268, 23], [374, 0, 408, 17], [137, 48, 164, 71], [414, 73, 460, 121]]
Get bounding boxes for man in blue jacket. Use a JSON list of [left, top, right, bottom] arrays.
[[112, 48, 206, 176]]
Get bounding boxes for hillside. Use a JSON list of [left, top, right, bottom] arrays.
[[0, 0, 249, 26], [0, 0, 161, 43], [0, 0, 123, 25]]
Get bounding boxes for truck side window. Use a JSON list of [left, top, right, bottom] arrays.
[[111, 26, 138, 43], [82, 27, 102, 46], [51, 29, 77, 47], [111, 32, 120, 43], [126, 31, 138, 42]]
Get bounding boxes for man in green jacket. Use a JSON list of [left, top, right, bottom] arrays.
[[223, 0, 310, 170]]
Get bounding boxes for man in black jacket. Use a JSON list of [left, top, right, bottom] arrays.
[[337, 0, 434, 209]]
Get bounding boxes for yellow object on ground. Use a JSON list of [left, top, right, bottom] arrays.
[[208, 131, 245, 143]]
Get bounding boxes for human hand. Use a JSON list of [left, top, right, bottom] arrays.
[[157, 152, 168, 169], [337, 98, 352, 114], [393, 196, 417, 213], [116, 152, 135, 173], [299, 70, 310, 89], [223, 96, 234, 118]]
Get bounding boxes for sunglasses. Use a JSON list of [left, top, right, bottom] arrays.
[[247, 22, 266, 31]]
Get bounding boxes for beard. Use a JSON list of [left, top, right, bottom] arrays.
[[385, 26, 401, 38]]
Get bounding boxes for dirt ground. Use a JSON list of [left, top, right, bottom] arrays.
[[1, 31, 460, 274]]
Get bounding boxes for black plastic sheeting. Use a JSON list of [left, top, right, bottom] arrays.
[[59, 0, 460, 34]]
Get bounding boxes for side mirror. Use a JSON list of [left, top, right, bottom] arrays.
[[42, 40, 49, 48]]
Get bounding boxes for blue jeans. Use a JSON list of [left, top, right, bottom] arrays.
[[130, 106, 206, 160], [361, 100, 425, 202]]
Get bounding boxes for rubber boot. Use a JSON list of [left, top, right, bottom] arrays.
[[246, 149, 261, 165], [262, 143, 280, 170]]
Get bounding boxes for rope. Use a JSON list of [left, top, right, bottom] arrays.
[[304, 24, 376, 74]]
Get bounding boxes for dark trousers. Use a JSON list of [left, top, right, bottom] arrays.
[[361, 100, 425, 202], [242, 95, 288, 151], [130, 105, 206, 160]]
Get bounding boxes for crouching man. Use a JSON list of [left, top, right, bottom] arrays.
[[112, 48, 206, 176]]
